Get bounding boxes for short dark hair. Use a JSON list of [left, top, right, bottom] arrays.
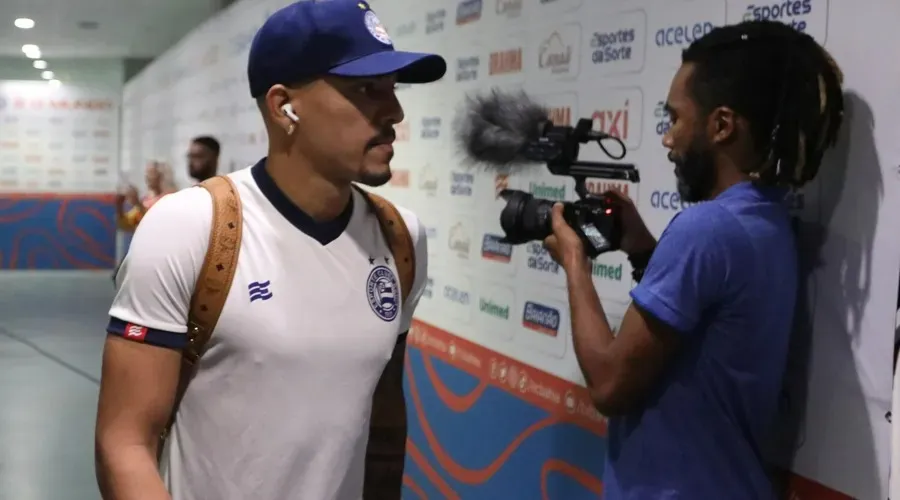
[[682, 20, 844, 188], [192, 136, 221, 156]]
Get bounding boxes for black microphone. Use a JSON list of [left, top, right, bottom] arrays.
[[452, 87, 613, 170]]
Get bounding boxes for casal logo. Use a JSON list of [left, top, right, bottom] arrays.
[[538, 32, 573, 74], [592, 100, 630, 142], [448, 222, 472, 258], [522, 301, 560, 337], [529, 181, 566, 201], [481, 233, 513, 262], [419, 165, 438, 195], [456, 0, 483, 25], [489, 48, 523, 75], [480, 296, 510, 319]]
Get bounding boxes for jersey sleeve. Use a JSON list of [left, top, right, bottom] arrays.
[[629, 205, 736, 335], [396, 206, 428, 334], [107, 187, 213, 349]]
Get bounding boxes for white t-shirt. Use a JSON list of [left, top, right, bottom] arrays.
[[107, 159, 428, 500]]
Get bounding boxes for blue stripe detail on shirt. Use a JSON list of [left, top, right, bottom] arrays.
[[107, 317, 187, 349]]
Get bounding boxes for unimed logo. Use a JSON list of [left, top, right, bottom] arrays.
[[538, 32, 573, 74], [529, 181, 565, 201], [480, 297, 510, 319], [481, 233, 513, 262], [522, 301, 560, 337], [592, 261, 622, 281]]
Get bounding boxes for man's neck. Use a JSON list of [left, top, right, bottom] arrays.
[[265, 152, 351, 222]]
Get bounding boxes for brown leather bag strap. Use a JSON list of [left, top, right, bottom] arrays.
[[158, 175, 242, 458], [356, 187, 416, 306]]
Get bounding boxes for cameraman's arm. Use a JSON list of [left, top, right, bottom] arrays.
[[96, 189, 210, 499], [567, 208, 730, 416]]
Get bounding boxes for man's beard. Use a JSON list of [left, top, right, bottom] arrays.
[[671, 138, 717, 203], [356, 168, 393, 187]]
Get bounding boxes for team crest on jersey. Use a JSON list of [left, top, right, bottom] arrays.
[[367, 265, 399, 322]]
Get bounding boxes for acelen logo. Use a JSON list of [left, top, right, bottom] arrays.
[[522, 301, 560, 337], [489, 47, 523, 75], [482, 233, 513, 262], [651, 190, 694, 212], [592, 99, 630, 143]]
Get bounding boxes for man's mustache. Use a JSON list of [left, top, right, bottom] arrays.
[[367, 130, 396, 149]]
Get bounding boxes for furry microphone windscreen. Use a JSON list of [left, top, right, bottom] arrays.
[[452, 87, 550, 168]]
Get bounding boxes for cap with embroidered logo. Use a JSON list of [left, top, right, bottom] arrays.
[[247, 0, 447, 98]]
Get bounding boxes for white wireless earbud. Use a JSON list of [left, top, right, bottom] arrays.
[[281, 103, 300, 123]]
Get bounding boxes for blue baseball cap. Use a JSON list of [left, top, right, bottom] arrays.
[[248, 0, 447, 98]]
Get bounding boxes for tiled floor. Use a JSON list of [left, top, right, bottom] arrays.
[[0, 271, 114, 500]]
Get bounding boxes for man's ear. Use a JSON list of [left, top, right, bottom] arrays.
[[709, 106, 737, 145], [264, 85, 294, 132]]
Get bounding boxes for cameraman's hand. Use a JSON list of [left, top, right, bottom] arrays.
[[603, 189, 656, 255], [544, 203, 588, 269]]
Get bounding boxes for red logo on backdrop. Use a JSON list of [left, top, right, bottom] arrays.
[[124, 323, 148, 342]]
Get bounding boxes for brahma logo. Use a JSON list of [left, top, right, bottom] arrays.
[[522, 301, 560, 337], [456, 56, 480, 81], [489, 48, 523, 75], [538, 31, 574, 74], [425, 9, 447, 34], [481, 234, 513, 262], [584, 179, 629, 197], [450, 171, 474, 196], [496, 0, 523, 18], [480, 296, 510, 320], [389, 169, 410, 187], [548, 106, 571, 126], [456, 0, 483, 25], [420, 116, 441, 139], [443, 284, 471, 305], [448, 222, 472, 258]]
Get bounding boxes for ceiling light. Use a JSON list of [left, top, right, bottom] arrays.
[[41, 71, 54, 79], [14, 18, 35, 29], [33, 60, 46, 69], [48, 79, 61, 87], [22, 44, 39, 53], [26, 51, 41, 59]]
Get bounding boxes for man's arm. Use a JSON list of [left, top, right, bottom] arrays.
[[557, 206, 731, 416], [363, 335, 409, 499], [95, 189, 210, 499], [363, 208, 428, 498]]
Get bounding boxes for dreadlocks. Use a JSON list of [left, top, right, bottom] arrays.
[[682, 20, 844, 189]]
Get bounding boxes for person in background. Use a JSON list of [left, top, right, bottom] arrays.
[[542, 20, 844, 500], [186, 135, 220, 183], [115, 161, 178, 232], [94, 1, 445, 499]]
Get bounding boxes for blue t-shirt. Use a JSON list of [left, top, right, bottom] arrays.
[[603, 181, 798, 500]]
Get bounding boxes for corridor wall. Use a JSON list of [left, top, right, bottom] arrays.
[[120, 0, 900, 498], [0, 79, 120, 270]]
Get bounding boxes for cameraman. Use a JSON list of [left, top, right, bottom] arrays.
[[543, 20, 844, 500]]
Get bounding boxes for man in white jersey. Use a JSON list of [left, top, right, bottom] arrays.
[[94, 1, 446, 499]]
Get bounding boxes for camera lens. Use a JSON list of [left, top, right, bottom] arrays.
[[498, 189, 556, 243]]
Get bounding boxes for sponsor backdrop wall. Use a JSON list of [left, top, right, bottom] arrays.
[[120, 0, 900, 498], [0, 79, 121, 270]]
